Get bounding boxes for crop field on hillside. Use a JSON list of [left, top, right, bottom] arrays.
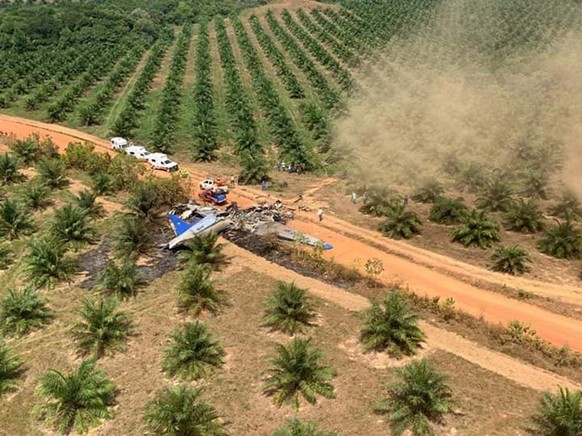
[[2, 0, 582, 434], [0, 134, 560, 435], [2, 1, 582, 282], [0, 0, 442, 181]]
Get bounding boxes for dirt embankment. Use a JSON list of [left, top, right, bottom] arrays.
[[1, 114, 582, 353]]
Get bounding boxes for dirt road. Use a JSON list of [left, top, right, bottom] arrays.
[[225, 243, 582, 392], [2, 114, 582, 351]]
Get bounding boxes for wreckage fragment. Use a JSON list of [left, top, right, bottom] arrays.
[[166, 201, 333, 250]]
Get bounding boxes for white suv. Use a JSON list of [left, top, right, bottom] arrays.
[[125, 145, 150, 161], [147, 153, 178, 172], [111, 137, 128, 150]]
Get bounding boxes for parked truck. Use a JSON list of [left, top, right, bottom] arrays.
[[198, 189, 227, 205], [199, 178, 229, 193]]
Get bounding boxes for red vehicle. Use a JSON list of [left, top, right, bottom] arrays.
[[198, 189, 227, 205]]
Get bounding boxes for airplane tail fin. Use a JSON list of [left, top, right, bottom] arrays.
[[168, 213, 196, 236]]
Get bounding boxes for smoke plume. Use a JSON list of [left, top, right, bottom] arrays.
[[336, 0, 582, 198]]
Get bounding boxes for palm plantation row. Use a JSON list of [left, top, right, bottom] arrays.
[[1, 136, 581, 434], [356, 174, 582, 276], [2, 247, 580, 434], [1, 138, 579, 435], [0, 2, 439, 183], [1, 136, 581, 435]]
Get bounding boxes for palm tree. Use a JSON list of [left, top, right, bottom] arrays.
[[26, 237, 77, 288], [274, 417, 338, 436], [429, 197, 468, 225], [179, 233, 229, 270], [490, 245, 531, 275], [0, 152, 25, 184], [378, 205, 422, 240], [75, 189, 105, 218], [0, 199, 35, 239], [262, 282, 315, 335], [0, 243, 12, 269], [144, 385, 227, 436], [91, 172, 114, 196], [451, 209, 500, 249], [177, 263, 225, 315], [504, 199, 545, 233], [375, 359, 454, 435], [95, 258, 141, 298], [520, 169, 548, 200], [35, 359, 116, 434], [360, 187, 399, 217], [300, 101, 329, 147], [21, 181, 52, 210], [412, 179, 444, 203], [549, 192, 582, 222], [71, 297, 131, 358], [50, 204, 95, 247], [0, 286, 52, 337], [475, 174, 514, 212], [529, 387, 582, 435], [456, 161, 487, 193], [125, 182, 160, 221], [360, 290, 425, 357], [112, 216, 153, 258], [264, 337, 335, 409], [538, 221, 582, 259], [37, 158, 69, 189], [239, 150, 267, 185], [0, 340, 24, 397], [10, 135, 43, 165], [162, 321, 225, 380]]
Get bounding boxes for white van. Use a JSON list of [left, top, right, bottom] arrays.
[[125, 145, 150, 161], [111, 137, 128, 150], [147, 153, 178, 172]]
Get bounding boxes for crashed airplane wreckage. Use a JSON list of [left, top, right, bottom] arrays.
[[166, 201, 333, 251]]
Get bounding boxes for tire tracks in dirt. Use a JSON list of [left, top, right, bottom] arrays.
[[1, 114, 582, 352]]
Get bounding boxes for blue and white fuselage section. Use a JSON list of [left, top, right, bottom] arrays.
[[167, 213, 228, 250], [166, 211, 333, 251]]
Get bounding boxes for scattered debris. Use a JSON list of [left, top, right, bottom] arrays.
[[165, 200, 332, 251]]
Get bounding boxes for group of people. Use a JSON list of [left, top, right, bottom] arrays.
[[276, 161, 304, 174]]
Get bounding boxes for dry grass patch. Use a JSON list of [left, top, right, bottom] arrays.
[[0, 264, 546, 435]]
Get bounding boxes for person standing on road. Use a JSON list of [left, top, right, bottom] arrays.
[[317, 208, 323, 222], [351, 192, 357, 204]]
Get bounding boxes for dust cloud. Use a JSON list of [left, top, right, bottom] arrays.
[[336, 0, 582, 197]]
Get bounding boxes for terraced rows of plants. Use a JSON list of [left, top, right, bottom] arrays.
[[0, 2, 432, 179], [5, 1, 581, 276], [0, 137, 572, 435]]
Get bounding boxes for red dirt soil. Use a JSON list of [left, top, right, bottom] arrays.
[[225, 243, 582, 391], [1, 114, 581, 352]]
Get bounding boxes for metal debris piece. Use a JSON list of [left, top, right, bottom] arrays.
[[165, 200, 332, 250]]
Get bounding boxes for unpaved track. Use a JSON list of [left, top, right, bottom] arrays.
[[315, 213, 582, 304], [224, 243, 582, 392], [1, 114, 582, 351]]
